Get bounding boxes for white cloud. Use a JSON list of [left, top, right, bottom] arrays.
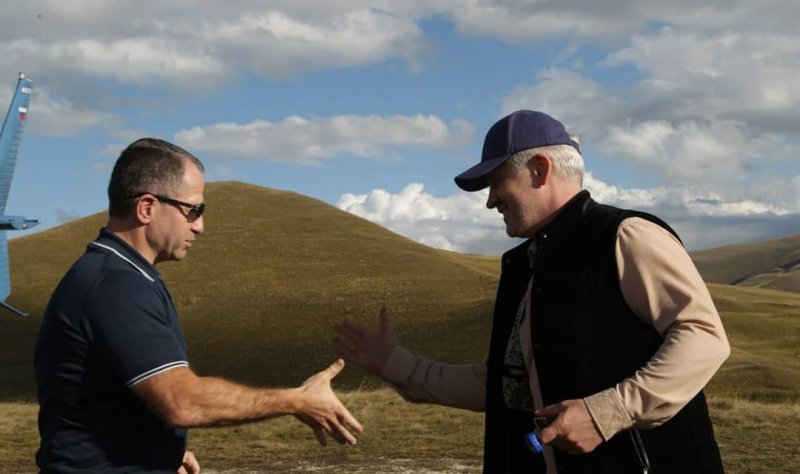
[[605, 28, 800, 129], [583, 173, 800, 249], [203, 10, 427, 78], [601, 119, 789, 184], [438, 0, 796, 44], [25, 88, 122, 138], [0, 2, 428, 88], [500, 44, 800, 187], [337, 182, 516, 254], [501, 68, 625, 135], [338, 175, 800, 255], [0, 38, 224, 88], [175, 114, 473, 164], [1, 1, 797, 92], [583, 173, 799, 218]]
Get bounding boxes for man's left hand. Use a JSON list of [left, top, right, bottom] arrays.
[[177, 450, 200, 474], [536, 399, 603, 454]]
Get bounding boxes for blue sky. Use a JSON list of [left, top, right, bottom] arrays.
[[2, 1, 799, 255]]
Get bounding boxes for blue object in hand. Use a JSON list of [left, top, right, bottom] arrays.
[[525, 432, 543, 453]]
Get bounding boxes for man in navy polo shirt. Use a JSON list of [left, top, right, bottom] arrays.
[[35, 138, 362, 473]]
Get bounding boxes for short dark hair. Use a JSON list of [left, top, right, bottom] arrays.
[[107, 138, 205, 218]]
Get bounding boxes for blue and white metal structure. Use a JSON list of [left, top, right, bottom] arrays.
[[0, 72, 38, 316]]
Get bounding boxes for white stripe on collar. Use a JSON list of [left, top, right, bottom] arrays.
[[89, 241, 155, 282]]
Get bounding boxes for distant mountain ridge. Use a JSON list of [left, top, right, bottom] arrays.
[[691, 234, 800, 293]]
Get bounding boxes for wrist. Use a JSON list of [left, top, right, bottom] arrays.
[[279, 387, 305, 416]]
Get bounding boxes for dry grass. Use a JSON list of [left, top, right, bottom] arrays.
[[2, 390, 799, 473], [705, 284, 800, 403]]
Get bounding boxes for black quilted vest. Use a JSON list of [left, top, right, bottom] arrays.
[[482, 191, 724, 474]]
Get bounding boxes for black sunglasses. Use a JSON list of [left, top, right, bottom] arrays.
[[137, 193, 206, 219]]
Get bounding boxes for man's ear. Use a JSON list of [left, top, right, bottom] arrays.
[[135, 194, 157, 224], [528, 154, 552, 187]]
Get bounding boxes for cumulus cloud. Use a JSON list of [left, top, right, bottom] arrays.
[[175, 114, 473, 164], [1, 1, 797, 93], [202, 9, 427, 78], [583, 173, 800, 249], [499, 28, 800, 191], [501, 68, 624, 135], [4, 2, 798, 129], [0, 86, 122, 138], [338, 175, 800, 255], [0, 2, 428, 88], [606, 28, 800, 131], [337, 182, 517, 254], [601, 119, 791, 184], [437, 0, 796, 44]]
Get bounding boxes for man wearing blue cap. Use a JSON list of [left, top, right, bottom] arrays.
[[336, 110, 729, 473]]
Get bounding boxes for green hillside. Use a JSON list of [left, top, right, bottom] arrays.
[[704, 284, 800, 402], [2, 182, 799, 406], [692, 234, 800, 293], [1, 182, 499, 399]]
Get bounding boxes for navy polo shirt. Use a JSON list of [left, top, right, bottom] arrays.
[[35, 228, 189, 473]]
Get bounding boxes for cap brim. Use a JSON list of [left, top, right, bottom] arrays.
[[454, 154, 510, 192]]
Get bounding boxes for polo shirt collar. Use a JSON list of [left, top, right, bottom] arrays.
[[91, 228, 160, 282]]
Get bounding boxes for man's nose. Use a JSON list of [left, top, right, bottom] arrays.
[[192, 215, 205, 235], [486, 188, 497, 209]]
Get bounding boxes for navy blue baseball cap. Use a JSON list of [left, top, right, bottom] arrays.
[[454, 110, 580, 192]]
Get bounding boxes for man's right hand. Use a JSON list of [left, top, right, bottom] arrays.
[[334, 306, 397, 376], [294, 359, 364, 446]]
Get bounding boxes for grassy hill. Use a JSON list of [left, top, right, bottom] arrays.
[[704, 284, 800, 402], [2, 181, 799, 407], [691, 234, 800, 293], [1, 182, 499, 399]]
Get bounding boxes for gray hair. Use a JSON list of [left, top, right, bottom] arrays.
[[507, 143, 584, 186]]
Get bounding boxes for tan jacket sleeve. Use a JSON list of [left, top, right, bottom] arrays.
[[381, 345, 486, 412], [584, 217, 730, 440]]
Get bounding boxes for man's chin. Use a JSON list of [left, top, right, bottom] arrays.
[[171, 250, 189, 261]]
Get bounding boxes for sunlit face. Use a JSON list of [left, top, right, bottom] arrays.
[[149, 161, 205, 264], [485, 160, 544, 238]]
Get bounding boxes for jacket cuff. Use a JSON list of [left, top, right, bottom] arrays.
[[584, 388, 634, 441], [380, 345, 416, 386]]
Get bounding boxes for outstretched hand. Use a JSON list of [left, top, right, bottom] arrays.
[[294, 359, 364, 446], [536, 399, 603, 454], [334, 306, 397, 376]]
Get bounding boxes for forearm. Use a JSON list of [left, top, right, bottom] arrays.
[[133, 367, 301, 428], [175, 376, 300, 427], [382, 346, 486, 412]]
